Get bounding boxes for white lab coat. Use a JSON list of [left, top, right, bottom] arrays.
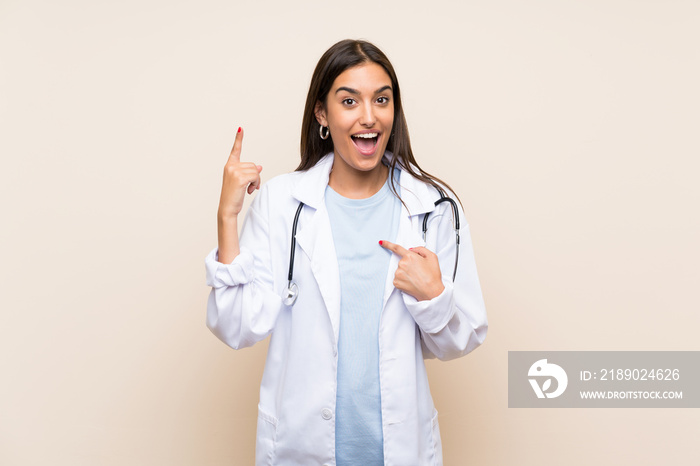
[[205, 153, 487, 466]]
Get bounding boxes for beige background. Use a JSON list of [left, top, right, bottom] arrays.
[[1, 0, 699, 464]]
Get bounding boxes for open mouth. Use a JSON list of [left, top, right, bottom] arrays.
[[351, 132, 380, 155]]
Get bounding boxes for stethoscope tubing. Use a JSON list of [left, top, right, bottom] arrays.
[[288, 202, 305, 282], [423, 196, 460, 282]]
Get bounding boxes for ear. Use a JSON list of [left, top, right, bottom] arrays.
[[314, 101, 328, 127]]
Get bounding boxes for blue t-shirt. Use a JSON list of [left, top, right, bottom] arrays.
[[325, 170, 401, 465]]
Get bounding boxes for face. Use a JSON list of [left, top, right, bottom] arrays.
[[315, 62, 394, 176]]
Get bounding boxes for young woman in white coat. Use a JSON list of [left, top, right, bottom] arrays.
[[206, 39, 488, 466]]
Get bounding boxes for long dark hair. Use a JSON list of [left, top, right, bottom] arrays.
[[297, 39, 459, 204]]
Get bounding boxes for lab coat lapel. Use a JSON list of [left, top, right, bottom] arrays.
[[291, 154, 341, 344], [382, 169, 439, 309], [382, 206, 427, 309], [294, 204, 341, 344]]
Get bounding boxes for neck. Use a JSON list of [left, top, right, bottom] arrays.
[[328, 158, 389, 199]]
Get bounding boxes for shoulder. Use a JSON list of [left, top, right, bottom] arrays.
[[258, 153, 332, 200], [395, 164, 469, 224], [259, 171, 301, 196], [247, 170, 307, 220], [395, 165, 443, 211]]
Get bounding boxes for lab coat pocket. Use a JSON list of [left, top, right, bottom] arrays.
[[431, 409, 443, 466], [256, 405, 279, 466]]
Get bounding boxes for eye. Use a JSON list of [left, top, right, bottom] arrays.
[[376, 96, 390, 104], [342, 98, 356, 106]]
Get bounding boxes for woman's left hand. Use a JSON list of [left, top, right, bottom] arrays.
[[379, 240, 445, 302]]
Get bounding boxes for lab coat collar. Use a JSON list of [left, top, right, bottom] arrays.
[[290, 151, 440, 216]]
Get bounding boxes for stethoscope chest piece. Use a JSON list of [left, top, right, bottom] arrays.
[[283, 281, 299, 306]]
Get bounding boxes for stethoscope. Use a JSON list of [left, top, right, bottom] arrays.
[[283, 189, 460, 306]]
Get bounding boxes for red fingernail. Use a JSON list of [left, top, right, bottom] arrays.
[[409, 248, 414, 250], [237, 127, 241, 133], [379, 240, 383, 245]]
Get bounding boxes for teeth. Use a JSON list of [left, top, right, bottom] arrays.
[[352, 133, 378, 138]]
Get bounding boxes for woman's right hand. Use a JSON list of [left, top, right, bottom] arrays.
[[217, 127, 263, 220], [216, 127, 262, 264]]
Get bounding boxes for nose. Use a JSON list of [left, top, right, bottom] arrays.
[[359, 103, 376, 127]]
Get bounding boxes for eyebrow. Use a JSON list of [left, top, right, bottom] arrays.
[[335, 85, 393, 95]]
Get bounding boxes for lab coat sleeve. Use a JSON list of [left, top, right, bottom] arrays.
[[402, 202, 488, 361], [205, 189, 284, 350]]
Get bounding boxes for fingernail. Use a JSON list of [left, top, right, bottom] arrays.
[[237, 127, 242, 133], [409, 248, 413, 250], [379, 240, 383, 245]]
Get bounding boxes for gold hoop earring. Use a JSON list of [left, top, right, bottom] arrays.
[[319, 125, 330, 140]]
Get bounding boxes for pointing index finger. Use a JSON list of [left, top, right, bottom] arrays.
[[229, 127, 243, 162], [379, 240, 409, 257]]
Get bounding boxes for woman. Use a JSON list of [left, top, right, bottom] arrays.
[[206, 39, 487, 465]]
